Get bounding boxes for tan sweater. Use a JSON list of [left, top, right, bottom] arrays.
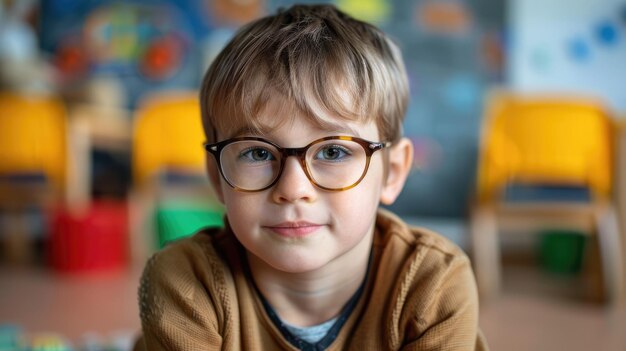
[[137, 209, 488, 350]]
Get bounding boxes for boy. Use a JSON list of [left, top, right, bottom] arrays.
[[137, 4, 488, 350]]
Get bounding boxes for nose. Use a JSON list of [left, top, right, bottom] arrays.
[[271, 156, 317, 203]]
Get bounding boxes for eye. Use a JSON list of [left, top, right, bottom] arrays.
[[240, 147, 276, 162], [315, 144, 351, 161]]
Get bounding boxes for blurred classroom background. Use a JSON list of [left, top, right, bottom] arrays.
[[0, 0, 625, 350]]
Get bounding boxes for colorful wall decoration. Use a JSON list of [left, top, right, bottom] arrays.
[[415, 1, 474, 35], [40, 0, 213, 107]]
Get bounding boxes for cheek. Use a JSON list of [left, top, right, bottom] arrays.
[[222, 190, 262, 229], [221, 192, 269, 255], [329, 161, 384, 225], [362, 156, 385, 197]]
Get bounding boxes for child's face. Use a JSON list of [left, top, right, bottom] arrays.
[[207, 104, 403, 274]]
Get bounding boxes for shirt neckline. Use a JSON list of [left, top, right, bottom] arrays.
[[253, 256, 370, 351]]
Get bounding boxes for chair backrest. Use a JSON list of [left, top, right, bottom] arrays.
[[476, 92, 613, 202], [0, 92, 67, 190], [132, 92, 206, 185]]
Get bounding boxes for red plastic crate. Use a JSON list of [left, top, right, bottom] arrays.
[[49, 201, 128, 272]]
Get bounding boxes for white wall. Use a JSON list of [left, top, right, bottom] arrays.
[[509, 0, 626, 112]]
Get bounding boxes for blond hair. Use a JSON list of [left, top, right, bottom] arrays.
[[200, 4, 409, 144]]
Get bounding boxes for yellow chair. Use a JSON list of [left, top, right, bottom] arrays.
[[0, 92, 67, 192], [0, 92, 67, 263], [132, 91, 206, 185], [470, 91, 623, 304]]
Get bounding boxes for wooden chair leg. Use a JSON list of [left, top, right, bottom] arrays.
[[470, 206, 501, 301], [594, 204, 624, 306], [3, 210, 33, 264]]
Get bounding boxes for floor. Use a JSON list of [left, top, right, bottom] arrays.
[[1, 264, 626, 350], [480, 265, 626, 351], [0, 266, 142, 348]]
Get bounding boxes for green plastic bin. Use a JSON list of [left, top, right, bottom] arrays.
[[538, 229, 587, 275], [155, 200, 224, 248]]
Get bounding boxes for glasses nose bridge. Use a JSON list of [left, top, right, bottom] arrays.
[[279, 146, 312, 180], [282, 146, 309, 163]]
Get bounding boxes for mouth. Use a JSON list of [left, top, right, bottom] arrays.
[[263, 221, 324, 237]]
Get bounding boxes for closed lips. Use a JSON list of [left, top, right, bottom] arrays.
[[264, 222, 323, 236]]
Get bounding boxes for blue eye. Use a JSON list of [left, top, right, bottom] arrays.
[[315, 145, 351, 161], [240, 147, 276, 162]]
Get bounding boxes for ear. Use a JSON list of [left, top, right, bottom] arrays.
[[380, 137, 413, 205], [206, 154, 225, 204]]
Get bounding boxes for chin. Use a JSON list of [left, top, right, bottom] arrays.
[[265, 255, 327, 274]]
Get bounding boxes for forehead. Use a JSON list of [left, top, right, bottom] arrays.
[[218, 97, 381, 142]]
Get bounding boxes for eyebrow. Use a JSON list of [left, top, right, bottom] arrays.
[[316, 120, 362, 138], [226, 125, 269, 139]]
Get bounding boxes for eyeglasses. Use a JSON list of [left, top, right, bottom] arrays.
[[203, 136, 390, 192]]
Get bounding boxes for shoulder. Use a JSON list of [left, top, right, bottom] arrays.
[[138, 228, 241, 348], [375, 208, 469, 267], [373, 209, 481, 348], [141, 227, 228, 284], [138, 227, 235, 322], [374, 208, 476, 312]]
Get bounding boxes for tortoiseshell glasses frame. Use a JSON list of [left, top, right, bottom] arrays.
[[203, 135, 390, 192]]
